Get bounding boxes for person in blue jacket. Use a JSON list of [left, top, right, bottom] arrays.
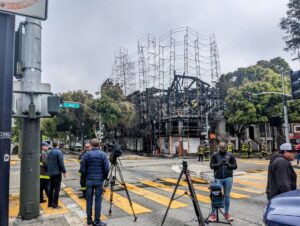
[[47, 140, 66, 208], [81, 138, 109, 226]]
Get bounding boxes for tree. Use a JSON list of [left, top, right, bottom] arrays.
[[280, 0, 300, 53], [223, 63, 288, 150], [94, 82, 135, 139]]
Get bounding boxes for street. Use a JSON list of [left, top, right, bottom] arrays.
[[9, 152, 300, 226]]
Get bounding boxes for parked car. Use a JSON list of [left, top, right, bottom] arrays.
[[264, 189, 300, 226]]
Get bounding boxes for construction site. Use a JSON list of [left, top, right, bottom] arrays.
[[105, 26, 224, 155]]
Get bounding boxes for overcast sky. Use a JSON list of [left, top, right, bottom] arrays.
[[26, 0, 299, 94]]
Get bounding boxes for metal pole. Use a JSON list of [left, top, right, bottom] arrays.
[[281, 73, 290, 143], [0, 12, 15, 226], [19, 17, 42, 220]]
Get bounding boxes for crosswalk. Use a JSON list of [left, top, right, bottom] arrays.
[[10, 171, 271, 221]]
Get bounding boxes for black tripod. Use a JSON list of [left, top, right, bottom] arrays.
[[161, 160, 206, 226], [205, 207, 232, 225], [103, 156, 138, 222]]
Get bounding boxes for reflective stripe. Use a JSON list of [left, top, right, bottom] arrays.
[[40, 162, 43, 166], [78, 172, 81, 176], [81, 187, 86, 190], [40, 175, 50, 179]]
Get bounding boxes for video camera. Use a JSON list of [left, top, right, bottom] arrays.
[[209, 182, 224, 208], [109, 143, 122, 164]]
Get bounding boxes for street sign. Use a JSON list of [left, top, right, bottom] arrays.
[[0, 0, 48, 20], [63, 102, 80, 109]]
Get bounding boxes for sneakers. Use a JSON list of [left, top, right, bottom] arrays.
[[52, 205, 62, 209], [208, 214, 217, 222], [225, 213, 234, 221]]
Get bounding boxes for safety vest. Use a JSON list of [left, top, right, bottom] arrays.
[[241, 144, 248, 151], [40, 162, 50, 179], [197, 147, 204, 154], [227, 144, 233, 152]]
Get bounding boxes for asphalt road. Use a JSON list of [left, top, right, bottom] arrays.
[[11, 151, 300, 226]]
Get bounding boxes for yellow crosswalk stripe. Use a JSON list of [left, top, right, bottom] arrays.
[[239, 174, 266, 181], [124, 183, 188, 208], [234, 179, 266, 189], [9, 195, 19, 218], [140, 180, 210, 204], [191, 176, 264, 194], [103, 188, 152, 215], [162, 178, 249, 199], [63, 187, 106, 220], [233, 185, 264, 194], [40, 200, 68, 215]]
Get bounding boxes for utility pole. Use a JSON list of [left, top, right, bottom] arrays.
[[281, 72, 290, 143], [19, 17, 42, 220], [0, 12, 15, 226]]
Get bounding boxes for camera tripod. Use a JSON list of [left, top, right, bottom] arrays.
[[103, 156, 138, 222], [161, 160, 206, 226]]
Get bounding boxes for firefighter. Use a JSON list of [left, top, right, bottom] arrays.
[[241, 140, 248, 158], [78, 143, 91, 199], [247, 139, 253, 158], [204, 141, 210, 161], [197, 143, 204, 161], [259, 140, 268, 159], [40, 142, 50, 203], [227, 141, 234, 153]]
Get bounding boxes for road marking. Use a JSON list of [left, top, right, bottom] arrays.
[[239, 174, 266, 181], [103, 188, 152, 215], [63, 187, 106, 220], [140, 180, 210, 203], [124, 183, 188, 208], [9, 195, 19, 218], [40, 200, 68, 215], [162, 178, 249, 199], [234, 179, 266, 189]]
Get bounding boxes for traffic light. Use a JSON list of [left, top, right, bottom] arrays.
[[290, 70, 300, 100], [47, 95, 62, 116]]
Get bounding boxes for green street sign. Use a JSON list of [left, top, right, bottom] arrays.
[[63, 102, 80, 109]]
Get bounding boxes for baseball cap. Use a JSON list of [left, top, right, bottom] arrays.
[[41, 142, 49, 147], [279, 143, 293, 152]]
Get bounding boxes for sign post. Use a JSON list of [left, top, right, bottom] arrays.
[[0, 12, 15, 226]]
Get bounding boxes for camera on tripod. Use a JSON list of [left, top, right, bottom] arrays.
[[209, 182, 224, 208], [109, 142, 122, 164]]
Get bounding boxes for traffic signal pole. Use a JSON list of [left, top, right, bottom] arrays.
[[19, 17, 42, 220], [281, 73, 289, 143], [0, 12, 15, 226]]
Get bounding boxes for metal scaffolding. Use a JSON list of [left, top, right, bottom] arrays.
[[108, 27, 222, 154]]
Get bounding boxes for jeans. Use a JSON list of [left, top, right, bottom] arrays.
[[86, 180, 104, 225], [215, 177, 233, 214], [49, 174, 62, 207]]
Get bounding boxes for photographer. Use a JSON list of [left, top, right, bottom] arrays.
[[209, 142, 237, 222]]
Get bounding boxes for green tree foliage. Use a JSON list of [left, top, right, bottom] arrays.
[[220, 58, 292, 149], [41, 90, 97, 143], [280, 0, 300, 52], [94, 82, 135, 136]]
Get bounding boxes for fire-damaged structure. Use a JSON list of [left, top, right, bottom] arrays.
[[126, 72, 220, 154], [105, 27, 222, 154]]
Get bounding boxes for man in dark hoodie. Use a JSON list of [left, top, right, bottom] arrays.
[[209, 142, 237, 222], [266, 143, 297, 200]]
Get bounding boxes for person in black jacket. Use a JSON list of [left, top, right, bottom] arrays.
[[266, 143, 297, 200], [209, 142, 237, 222], [80, 139, 109, 226], [78, 143, 91, 199]]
